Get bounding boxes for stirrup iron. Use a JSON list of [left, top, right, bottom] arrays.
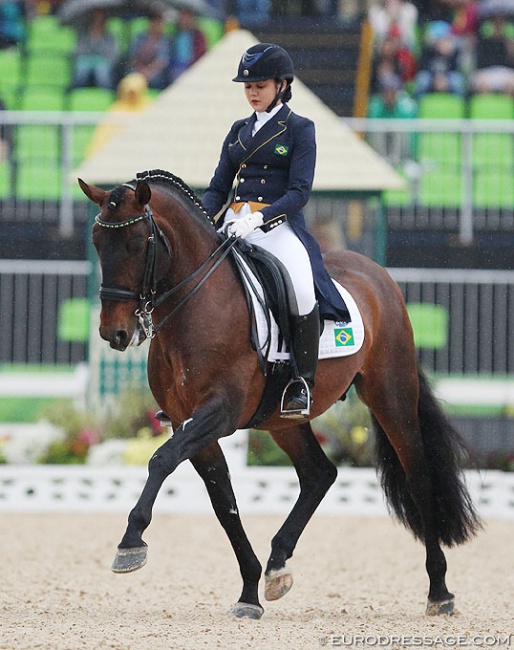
[[280, 376, 311, 419]]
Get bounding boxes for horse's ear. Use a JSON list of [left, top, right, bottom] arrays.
[[78, 178, 107, 206], [135, 180, 151, 207]]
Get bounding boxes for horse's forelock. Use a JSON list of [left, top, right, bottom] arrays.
[[107, 184, 134, 212]]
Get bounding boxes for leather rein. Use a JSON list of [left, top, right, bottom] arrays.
[[95, 198, 238, 340]]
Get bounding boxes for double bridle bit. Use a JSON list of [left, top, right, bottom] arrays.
[[95, 201, 238, 340]]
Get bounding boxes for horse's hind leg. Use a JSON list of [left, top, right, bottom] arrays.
[[263, 421, 338, 601], [190, 443, 264, 619], [356, 366, 475, 615]]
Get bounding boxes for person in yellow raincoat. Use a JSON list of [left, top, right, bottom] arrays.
[[86, 72, 153, 156]]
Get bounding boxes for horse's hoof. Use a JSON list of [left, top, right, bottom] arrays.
[[233, 602, 264, 619], [111, 546, 148, 573], [426, 597, 455, 616], [264, 564, 293, 601]]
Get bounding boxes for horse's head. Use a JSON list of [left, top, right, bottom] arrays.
[[80, 177, 171, 351]]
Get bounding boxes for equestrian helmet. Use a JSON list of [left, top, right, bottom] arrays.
[[233, 43, 294, 83]]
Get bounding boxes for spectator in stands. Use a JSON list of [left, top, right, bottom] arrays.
[[233, 0, 271, 26], [451, 0, 479, 76], [168, 8, 206, 82], [469, 11, 514, 95], [414, 20, 466, 97], [71, 8, 119, 90], [0, 0, 26, 48], [409, 0, 454, 24], [127, 12, 171, 91], [371, 28, 417, 91], [86, 72, 153, 156], [369, 0, 419, 51], [368, 71, 418, 165]]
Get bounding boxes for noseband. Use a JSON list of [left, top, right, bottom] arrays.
[[95, 190, 238, 339]]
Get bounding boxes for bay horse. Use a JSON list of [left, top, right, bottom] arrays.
[[80, 169, 480, 620]]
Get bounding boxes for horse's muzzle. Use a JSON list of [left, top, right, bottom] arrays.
[[99, 324, 145, 350]]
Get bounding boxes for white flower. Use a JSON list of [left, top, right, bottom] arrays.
[[87, 439, 127, 466], [2, 421, 64, 465]]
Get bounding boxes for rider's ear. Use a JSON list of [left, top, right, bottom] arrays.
[[135, 181, 152, 206]]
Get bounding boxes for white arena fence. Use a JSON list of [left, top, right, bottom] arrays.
[[0, 429, 513, 519], [1, 463, 513, 520]]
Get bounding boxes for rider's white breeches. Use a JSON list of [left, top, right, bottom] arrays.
[[225, 203, 316, 316]]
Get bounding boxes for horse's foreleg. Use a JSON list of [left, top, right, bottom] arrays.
[[112, 397, 237, 573], [264, 422, 337, 601], [190, 443, 264, 619]]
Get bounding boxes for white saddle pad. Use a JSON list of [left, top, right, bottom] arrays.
[[234, 250, 365, 363]]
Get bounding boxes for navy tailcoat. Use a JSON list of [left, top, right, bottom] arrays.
[[202, 104, 349, 322]]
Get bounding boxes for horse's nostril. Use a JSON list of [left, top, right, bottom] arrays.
[[114, 330, 128, 346]]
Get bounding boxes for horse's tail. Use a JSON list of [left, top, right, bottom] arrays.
[[373, 366, 482, 546]]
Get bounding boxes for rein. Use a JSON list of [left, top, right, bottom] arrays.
[[95, 203, 238, 339]]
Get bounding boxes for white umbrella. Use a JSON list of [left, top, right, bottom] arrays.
[[58, 0, 167, 26]]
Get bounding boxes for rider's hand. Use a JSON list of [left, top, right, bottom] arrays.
[[227, 212, 264, 238]]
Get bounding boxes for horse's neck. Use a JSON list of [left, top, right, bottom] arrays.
[[160, 198, 219, 280]]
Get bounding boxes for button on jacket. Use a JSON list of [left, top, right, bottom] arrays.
[[202, 104, 350, 322]]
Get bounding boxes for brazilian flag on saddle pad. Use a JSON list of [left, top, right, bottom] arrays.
[[334, 327, 354, 347]]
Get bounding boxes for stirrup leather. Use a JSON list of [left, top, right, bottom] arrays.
[[280, 377, 312, 418]]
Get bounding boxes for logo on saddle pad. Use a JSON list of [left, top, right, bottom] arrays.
[[334, 327, 354, 347]]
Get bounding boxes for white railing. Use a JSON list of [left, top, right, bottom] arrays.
[[1, 113, 514, 239], [0, 463, 512, 520]]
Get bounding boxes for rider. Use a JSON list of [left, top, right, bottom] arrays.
[[202, 43, 350, 418]]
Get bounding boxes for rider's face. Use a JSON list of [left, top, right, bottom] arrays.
[[244, 79, 283, 113]]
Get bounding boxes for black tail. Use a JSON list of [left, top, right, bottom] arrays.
[[374, 367, 482, 546]]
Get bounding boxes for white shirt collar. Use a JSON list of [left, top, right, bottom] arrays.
[[252, 103, 283, 136]]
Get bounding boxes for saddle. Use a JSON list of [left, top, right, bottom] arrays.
[[230, 238, 303, 428]]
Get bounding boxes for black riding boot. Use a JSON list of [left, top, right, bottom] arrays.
[[281, 303, 320, 418]]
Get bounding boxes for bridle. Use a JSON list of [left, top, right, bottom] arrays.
[[95, 189, 238, 339]]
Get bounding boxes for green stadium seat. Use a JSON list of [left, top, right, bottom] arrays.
[[406, 303, 448, 349], [15, 124, 60, 161], [383, 171, 412, 207], [418, 93, 466, 119], [418, 131, 462, 166], [67, 87, 115, 178], [417, 94, 465, 170], [197, 17, 224, 49], [15, 158, 62, 200], [473, 170, 514, 208], [67, 87, 115, 111], [469, 93, 514, 119], [0, 160, 12, 198], [0, 48, 23, 87], [24, 52, 72, 88], [26, 15, 76, 54], [20, 85, 66, 111], [419, 167, 463, 207], [0, 83, 21, 110], [469, 94, 514, 174], [58, 298, 90, 342]]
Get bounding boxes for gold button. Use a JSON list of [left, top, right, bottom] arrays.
[[240, 178, 245, 183], [263, 164, 268, 169], [260, 179, 265, 184], [241, 164, 247, 168], [235, 195, 240, 200], [258, 197, 263, 201]]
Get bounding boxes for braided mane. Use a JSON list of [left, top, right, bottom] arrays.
[[136, 169, 215, 226]]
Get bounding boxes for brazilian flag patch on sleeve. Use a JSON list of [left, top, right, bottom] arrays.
[[274, 143, 289, 156], [334, 327, 354, 347]]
